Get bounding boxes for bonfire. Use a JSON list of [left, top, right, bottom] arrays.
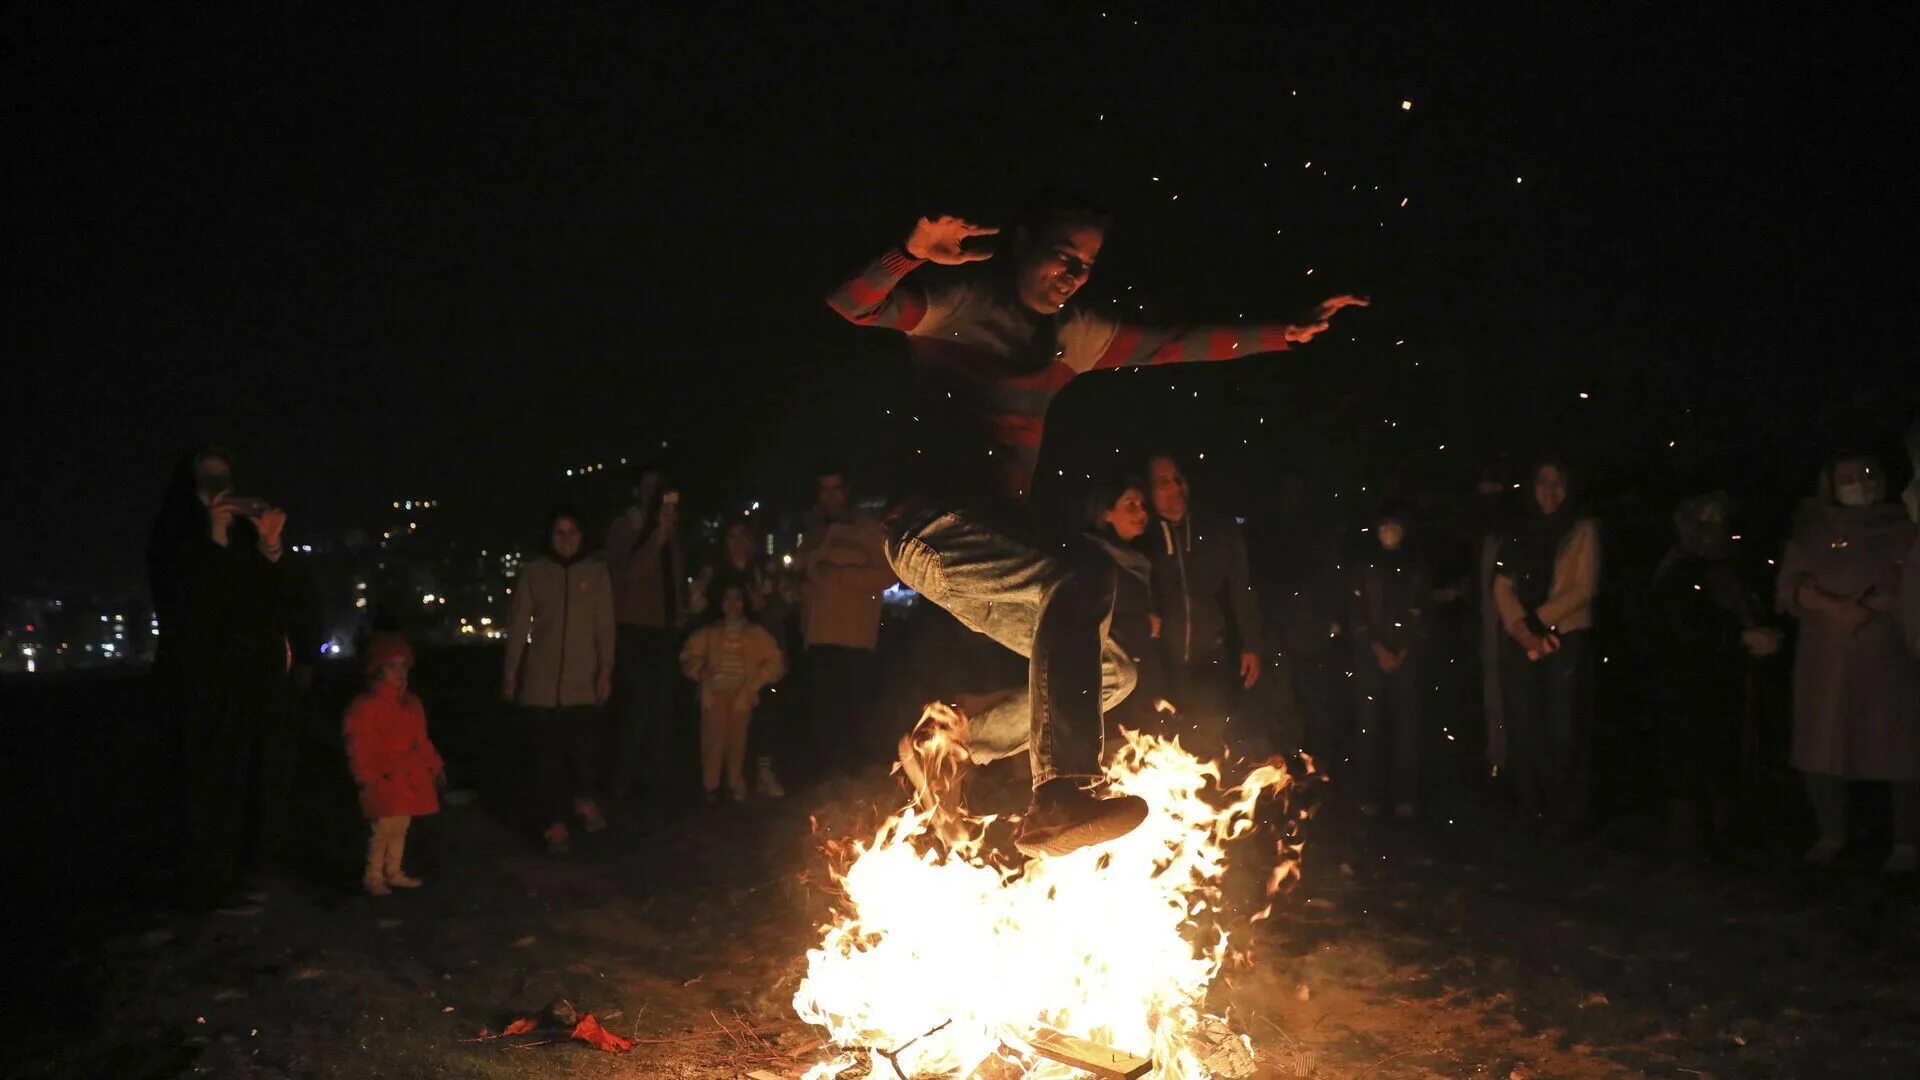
[[795, 705, 1306, 1079]]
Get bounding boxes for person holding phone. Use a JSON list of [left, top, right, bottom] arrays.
[[605, 464, 688, 811], [146, 445, 312, 912]]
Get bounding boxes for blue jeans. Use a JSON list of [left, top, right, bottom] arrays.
[[886, 511, 1137, 785]]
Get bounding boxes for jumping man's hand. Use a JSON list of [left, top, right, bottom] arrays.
[[1283, 294, 1371, 344], [905, 216, 999, 265]]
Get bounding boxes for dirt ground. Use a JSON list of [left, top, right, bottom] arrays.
[[8, 668, 1920, 1079]]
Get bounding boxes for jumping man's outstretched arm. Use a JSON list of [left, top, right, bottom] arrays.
[[826, 216, 999, 331], [1089, 295, 1370, 369]]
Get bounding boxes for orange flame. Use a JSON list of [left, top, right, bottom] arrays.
[[794, 710, 1301, 1078]]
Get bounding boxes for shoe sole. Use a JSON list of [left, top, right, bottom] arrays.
[[1015, 797, 1149, 858]]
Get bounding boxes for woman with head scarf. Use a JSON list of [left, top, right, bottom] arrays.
[[1776, 452, 1920, 873], [1648, 491, 1782, 855], [1492, 460, 1601, 834], [1349, 507, 1431, 820], [145, 446, 308, 911], [502, 507, 616, 853]]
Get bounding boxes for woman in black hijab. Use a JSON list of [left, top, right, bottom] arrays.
[[146, 446, 305, 911]]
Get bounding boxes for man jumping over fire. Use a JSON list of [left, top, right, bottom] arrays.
[[828, 194, 1364, 857]]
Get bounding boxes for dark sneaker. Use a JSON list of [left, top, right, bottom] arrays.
[[1015, 778, 1149, 858]]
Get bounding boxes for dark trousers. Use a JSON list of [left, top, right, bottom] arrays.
[[179, 679, 292, 908], [609, 625, 677, 804], [807, 644, 879, 771], [1500, 629, 1594, 826], [1353, 656, 1422, 806], [747, 673, 788, 765], [885, 511, 1131, 786], [524, 704, 600, 829], [1108, 631, 1169, 736], [1166, 653, 1249, 759]]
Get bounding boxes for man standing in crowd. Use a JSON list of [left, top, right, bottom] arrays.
[[798, 465, 895, 774], [828, 197, 1363, 855], [604, 465, 686, 810], [1145, 453, 1267, 755]]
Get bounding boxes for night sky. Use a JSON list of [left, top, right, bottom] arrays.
[[5, 4, 1909, 594]]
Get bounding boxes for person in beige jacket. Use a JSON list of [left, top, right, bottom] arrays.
[[798, 466, 896, 769], [502, 509, 616, 852], [682, 582, 786, 802], [1492, 461, 1601, 834]]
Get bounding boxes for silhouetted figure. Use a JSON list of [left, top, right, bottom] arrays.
[[146, 446, 308, 911], [605, 466, 687, 808], [1647, 491, 1782, 855], [1348, 509, 1430, 819]]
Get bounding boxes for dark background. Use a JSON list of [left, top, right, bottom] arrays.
[[5, 2, 1912, 593]]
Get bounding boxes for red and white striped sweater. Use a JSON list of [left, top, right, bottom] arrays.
[[828, 246, 1304, 503]]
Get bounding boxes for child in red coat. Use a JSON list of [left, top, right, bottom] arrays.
[[344, 634, 444, 896]]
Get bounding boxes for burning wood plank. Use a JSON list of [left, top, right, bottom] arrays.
[[1027, 1027, 1150, 1079]]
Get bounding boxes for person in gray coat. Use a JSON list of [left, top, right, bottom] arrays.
[[1777, 453, 1920, 874], [503, 508, 617, 853]]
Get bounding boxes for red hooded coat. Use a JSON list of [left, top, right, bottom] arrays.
[[344, 682, 444, 818]]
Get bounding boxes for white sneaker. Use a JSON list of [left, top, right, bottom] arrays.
[[754, 761, 787, 799], [1803, 837, 1843, 866], [1883, 844, 1917, 875]]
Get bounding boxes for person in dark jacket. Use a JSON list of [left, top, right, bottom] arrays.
[[604, 465, 687, 807], [1647, 491, 1782, 856], [1348, 509, 1430, 819], [1146, 454, 1266, 754], [145, 446, 310, 912]]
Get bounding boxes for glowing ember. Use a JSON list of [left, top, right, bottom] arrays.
[[794, 710, 1302, 1078]]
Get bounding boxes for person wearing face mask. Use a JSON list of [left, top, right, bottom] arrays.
[[1777, 453, 1920, 874], [1347, 510, 1430, 820], [145, 445, 312, 913], [503, 508, 616, 853], [832, 194, 1367, 858], [1647, 491, 1783, 857], [1492, 460, 1601, 834]]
